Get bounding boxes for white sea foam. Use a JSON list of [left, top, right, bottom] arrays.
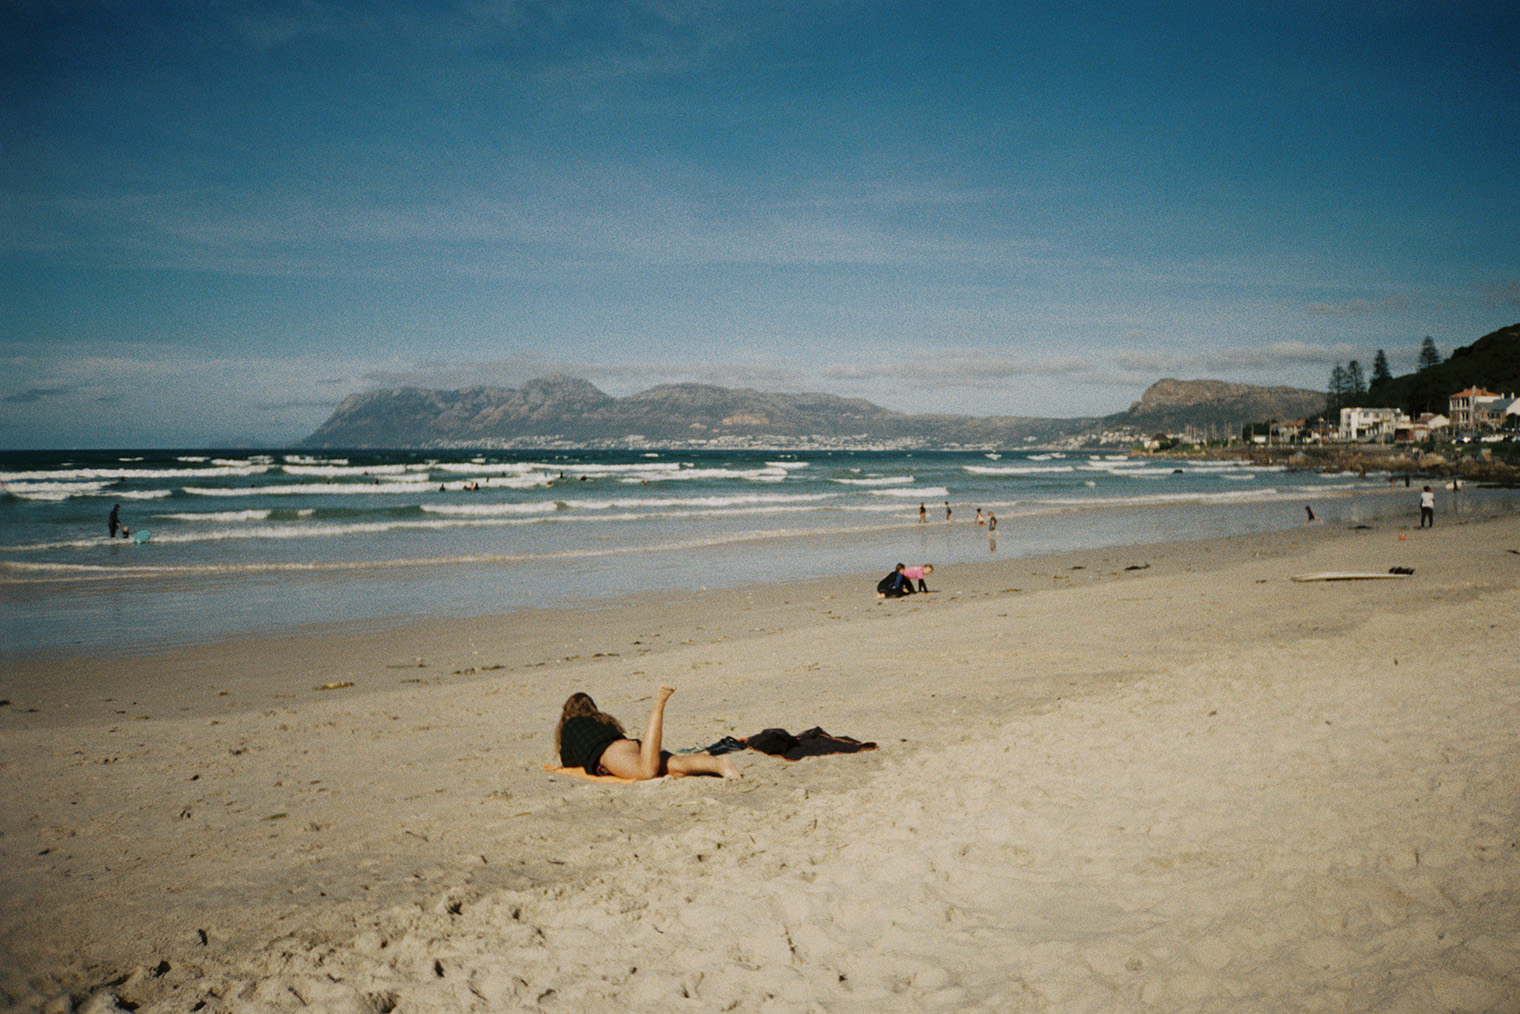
[[871, 486, 948, 498], [420, 502, 561, 517], [282, 454, 349, 466], [555, 493, 835, 511], [184, 480, 432, 496], [0, 464, 271, 482], [159, 509, 273, 522], [630, 466, 789, 482], [963, 465, 1077, 475], [3, 481, 112, 500], [833, 475, 913, 486], [430, 461, 555, 476], [281, 463, 411, 477]]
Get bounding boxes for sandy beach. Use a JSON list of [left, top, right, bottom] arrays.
[[2, 512, 1517, 1013]]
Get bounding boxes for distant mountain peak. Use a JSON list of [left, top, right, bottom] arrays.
[[302, 375, 1323, 449]]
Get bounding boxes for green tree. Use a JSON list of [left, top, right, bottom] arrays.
[[1326, 364, 1349, 415], [1418, 337, 1441, 371], [1347, 360, 1366, 398], [1370, 350, 1392, 389]]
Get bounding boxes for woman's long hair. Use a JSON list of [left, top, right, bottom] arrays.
[[554, 692, 625, 755]]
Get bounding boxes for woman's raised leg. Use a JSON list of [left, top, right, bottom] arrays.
[[634, 685, 677, 779]]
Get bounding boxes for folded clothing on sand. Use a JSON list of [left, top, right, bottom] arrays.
[[742, 727, 877, 760]]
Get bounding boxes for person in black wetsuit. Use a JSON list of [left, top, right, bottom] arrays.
[[108, 504, 121, 538], [555, 685, 738, 779], [876, 562, 909, 598]]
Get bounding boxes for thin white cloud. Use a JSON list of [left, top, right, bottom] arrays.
[[1306, 295, 1416, 316]]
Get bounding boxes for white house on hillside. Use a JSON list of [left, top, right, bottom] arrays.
[[1338, 406, 1401, 441]]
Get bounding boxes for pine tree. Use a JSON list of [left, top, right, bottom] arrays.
[[1347, 360, 1366, 398], [1418, 337, 1441, 371], [1326, 364, 1349, 415], [1370, 350, 1392, 388]]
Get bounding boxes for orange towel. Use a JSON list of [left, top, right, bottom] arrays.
[[542, 764, 659, 783]]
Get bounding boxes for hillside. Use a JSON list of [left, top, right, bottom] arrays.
[[301, 375, 1342, 450], [301, 376, 1093, 449], [1368, 321, 1520, 415], [1105, 379, 1326, 435]]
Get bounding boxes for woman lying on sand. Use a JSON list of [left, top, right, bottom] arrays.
[[556, 685, 739, 779]]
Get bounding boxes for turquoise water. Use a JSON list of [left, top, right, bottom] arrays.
[[2, 447, 1510, 658]]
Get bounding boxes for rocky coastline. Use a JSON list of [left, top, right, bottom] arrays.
[[1208, 443, 1520, 486]]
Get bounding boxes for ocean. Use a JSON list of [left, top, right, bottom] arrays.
[[3, 447, 1513, 659]]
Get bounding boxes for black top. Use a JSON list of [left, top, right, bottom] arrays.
[[560, 716, 626, 774]]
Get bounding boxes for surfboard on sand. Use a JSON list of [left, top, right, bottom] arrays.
[[1291, 571, 1408, 582]]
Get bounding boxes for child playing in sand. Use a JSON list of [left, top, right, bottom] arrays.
[[902, 563, 933, 592], [555, 685, 738, 779]]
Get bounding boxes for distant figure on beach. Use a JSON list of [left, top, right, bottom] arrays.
[[108, 503, 121, 539], [1304, 505, 1317, 524], [944, 501, 952, 521], [987, 512, 997, 533], [1419, 486, 1435, 528], [975, 508, 985, 527], [918, 502, 926, 523], [555, 686, 738, 779]]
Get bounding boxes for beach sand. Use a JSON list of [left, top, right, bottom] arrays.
[[2, 514, 1517, 1012]]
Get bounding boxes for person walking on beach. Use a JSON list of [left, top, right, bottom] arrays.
[[1419, 486, 1435, 528], [987, 512, 997, 533], [975, 508, 985, 527], [944, 501, 952, 521], [918, 502, 926, 523], [108, 503, 121, 538], [555, 686, 738, 779]]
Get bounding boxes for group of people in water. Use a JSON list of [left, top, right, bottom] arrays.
[[918, 501, 997, 530]]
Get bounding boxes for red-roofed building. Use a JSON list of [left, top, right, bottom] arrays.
[[1448, 387, 1502, 432]]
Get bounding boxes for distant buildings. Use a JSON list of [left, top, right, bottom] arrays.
[[1322, 387, 1517, 443], [1448, 387, 1520, 433]]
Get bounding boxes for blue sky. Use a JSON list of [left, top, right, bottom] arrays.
[[2, 0, 1517, 448]]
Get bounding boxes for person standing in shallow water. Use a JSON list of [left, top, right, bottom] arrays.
[[1419, 486, 1435, 528], [555, 685, 738, 779], [108, 504, 121, 539]]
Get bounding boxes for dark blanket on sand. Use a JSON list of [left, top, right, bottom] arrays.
[[742, 727, 877, 760]]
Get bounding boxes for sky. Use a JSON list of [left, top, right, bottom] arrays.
[[2, 1, 1518, 448]]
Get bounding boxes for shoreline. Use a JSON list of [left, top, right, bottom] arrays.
[[0, 511, 1451, 729], [5, 473, 1497, 665], [2, 513, 1518, 1011]]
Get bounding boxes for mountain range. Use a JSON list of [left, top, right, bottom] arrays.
[[300, 375, 1326, 450]]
